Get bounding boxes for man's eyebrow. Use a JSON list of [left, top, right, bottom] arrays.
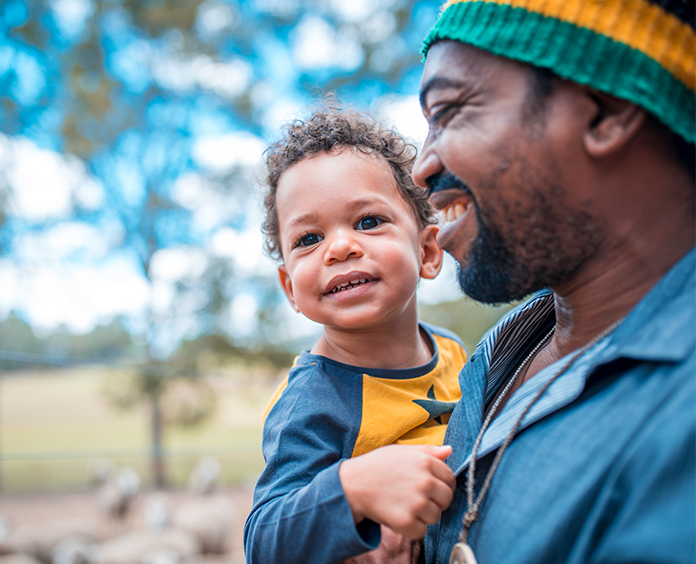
[[419, 76, 468, 109]]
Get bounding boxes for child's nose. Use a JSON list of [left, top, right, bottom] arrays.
[[324, 231, 363, 264]]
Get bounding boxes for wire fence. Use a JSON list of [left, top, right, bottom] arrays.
[[0, 353, 277, 493]]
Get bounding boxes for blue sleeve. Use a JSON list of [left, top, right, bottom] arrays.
[[244, 367, 381, 564]]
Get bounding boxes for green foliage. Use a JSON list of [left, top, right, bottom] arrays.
[[419, 297, 515, 354], [0, 315, 144, 369], [0, 0, 450, 486]]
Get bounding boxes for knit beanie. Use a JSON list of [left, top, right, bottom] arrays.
[[422, 0, 695, 144]]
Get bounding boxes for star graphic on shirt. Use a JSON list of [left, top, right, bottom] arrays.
[[412, 385, 457, 424]]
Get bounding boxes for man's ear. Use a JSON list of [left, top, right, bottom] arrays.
[[278, 265, 300, 312], [583, 88, 646, 157], [419, 224, 443, 280]]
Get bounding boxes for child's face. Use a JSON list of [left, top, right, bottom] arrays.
[[275, 149, 442, 331]]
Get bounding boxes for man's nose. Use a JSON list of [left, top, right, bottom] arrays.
[[412, 138, 444, 190], [324, 230, 363, 264]]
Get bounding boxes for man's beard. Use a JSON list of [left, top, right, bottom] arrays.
[[443, 176, 600, 305]]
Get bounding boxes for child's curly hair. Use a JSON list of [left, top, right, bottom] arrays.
[[262, 106, 437, 260]]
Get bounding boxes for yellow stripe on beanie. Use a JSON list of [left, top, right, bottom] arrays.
[[440, 0, 695, 90], [424, 0, 696, 143]]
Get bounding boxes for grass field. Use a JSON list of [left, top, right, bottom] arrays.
[[0, 365, 281, 492]]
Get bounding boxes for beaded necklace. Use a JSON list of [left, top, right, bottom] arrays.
[[450, 318, 624, 564]]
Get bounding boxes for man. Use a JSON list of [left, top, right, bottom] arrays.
[[412, 1, 695, 563]]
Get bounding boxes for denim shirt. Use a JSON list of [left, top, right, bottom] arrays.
[[426, 248, 696, 564]]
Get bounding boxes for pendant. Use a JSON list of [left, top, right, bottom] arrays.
[[449, 542, 478, 564]]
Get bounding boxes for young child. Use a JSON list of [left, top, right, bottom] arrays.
[[244, 108, 466, 564]]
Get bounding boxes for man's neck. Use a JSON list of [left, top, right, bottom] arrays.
[[528, 218, 694, 383]]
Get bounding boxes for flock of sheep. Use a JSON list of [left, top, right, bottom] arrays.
[[0, 459, 240, 564]]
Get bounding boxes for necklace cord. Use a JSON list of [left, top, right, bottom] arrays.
[[457, 318, 624, 545]]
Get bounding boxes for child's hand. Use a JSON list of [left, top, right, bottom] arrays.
[[339, 444, 456, 539], [342, 525, 420, 564]]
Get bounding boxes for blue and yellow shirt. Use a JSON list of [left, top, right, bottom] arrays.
[[244, 322, 467, 564]]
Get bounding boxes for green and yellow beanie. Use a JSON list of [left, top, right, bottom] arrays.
[[422, 0, 695, 144]]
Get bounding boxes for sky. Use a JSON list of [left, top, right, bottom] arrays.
[[0, 0, 463, 355]]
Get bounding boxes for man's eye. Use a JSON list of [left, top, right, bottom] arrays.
[[429, 105, 457, 129], [356, 217, 381, 230], [295, 233, 323, 248]]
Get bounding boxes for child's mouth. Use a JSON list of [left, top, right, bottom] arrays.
[[325, 273, 377, 295], [328, 278, 371, 294]]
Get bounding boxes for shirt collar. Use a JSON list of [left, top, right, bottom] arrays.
[[487, 247, 695, 368], [609, 247, 695, 363], [448, 248, 695, 476]]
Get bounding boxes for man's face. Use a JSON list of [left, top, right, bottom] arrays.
[[413, 41, 600, 304]]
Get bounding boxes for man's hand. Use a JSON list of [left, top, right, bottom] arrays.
[[339, 444, 455, 539]]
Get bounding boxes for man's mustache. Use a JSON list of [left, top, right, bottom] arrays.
[[426, 172, 470, 196]]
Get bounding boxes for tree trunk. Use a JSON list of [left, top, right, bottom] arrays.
[[150, 391, 165, 488]]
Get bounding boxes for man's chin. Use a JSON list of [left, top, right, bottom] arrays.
[[456, 261, 524, 306]]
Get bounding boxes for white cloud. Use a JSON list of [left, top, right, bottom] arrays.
[[152, 52, 252, 99], [150, 246, 209, 283], [0, 256, 149, 334], [0, 135, 104, 222], [262, 98, 305, 135], [292, 16, 364, 71], [210, 226, 276, 277], [375, 94, 429, 146], [192, 132, 265, 171], [14, 222, 113, 261], [329, 0, 385, 23], [358, 11, 397, 43], [224, 292, 259, 339], [50, 0, 94, 39], [171, 173, 249, 232], [196, 0, 236, 38], [151, 278, 176, 318]]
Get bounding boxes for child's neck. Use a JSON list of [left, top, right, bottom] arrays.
[[310, 316, 433, 370]]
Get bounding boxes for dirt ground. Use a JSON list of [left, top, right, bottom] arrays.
[[0, 486, 254, 564]]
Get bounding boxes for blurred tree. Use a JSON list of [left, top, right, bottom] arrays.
[[0, 0, 463, 486]]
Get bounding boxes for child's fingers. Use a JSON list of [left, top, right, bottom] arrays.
[[393, 518, 427, 540], [428, 457, 456, 492], [405, 444, 452, 461], [430, 476, 455, 510], [431, 444, 452, 461], [419, 498, 448, 526], [399, 444, 456, 490]]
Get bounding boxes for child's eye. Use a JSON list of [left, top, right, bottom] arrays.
[[356, 217, 382, 231], [294, 233, 323, 248]]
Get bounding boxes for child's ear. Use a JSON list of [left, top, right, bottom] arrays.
[[419, 224, 443, 280], [278, 265, 300, 312]]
